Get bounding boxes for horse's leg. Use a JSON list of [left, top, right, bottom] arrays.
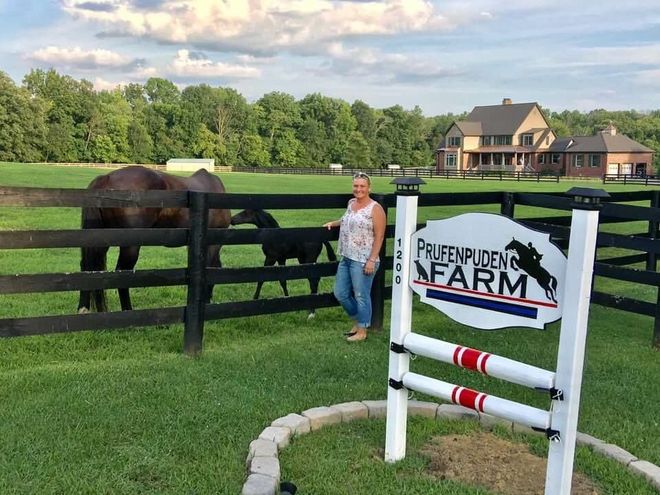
[[510, 256, 519, 270], [78, 246, 109, 313], [307, 274, 320, 320], [300, 252, 320, 319], [278, 259, 289, 297], [548, 276, 558, 304], [254, 257, 276, 299], [205, 244, 221, 303], [116, 246, 140, 311]]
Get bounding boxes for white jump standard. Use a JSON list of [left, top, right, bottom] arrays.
[[384, 180, 609, 495]]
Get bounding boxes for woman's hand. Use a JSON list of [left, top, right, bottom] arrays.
[[323, 221, 337, 230], [363, 259, 376, 274]]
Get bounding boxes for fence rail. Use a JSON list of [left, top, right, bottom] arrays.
[[603, 174, 660, 186], [0, 187, 658, 349], [232, 166, 561, 182]]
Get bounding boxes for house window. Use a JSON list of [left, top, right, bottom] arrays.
[[538, 154, 546, 165], [589, 154, 601, 167], [551, 154, 561, 164], [573, 155, 584, 168], [446, 153, 457, 168], [481, 135, 512, 146], [447, 136, 461, 147], [521, 134, 533, 146]]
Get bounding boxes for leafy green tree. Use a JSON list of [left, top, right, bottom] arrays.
[[127, 118, 153, 163], [0, 72, 47, 162], [256, 92, 301, 145], [239, 133, 271, 167], [191, 124, 220, 159], [272, 128, 303, 166], [345, 131, 372, 168], [144, 78, 180, 104]]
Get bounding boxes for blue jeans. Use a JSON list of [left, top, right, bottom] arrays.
[[333, 257, 379, 328]]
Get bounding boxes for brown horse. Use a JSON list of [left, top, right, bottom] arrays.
[[78, 166, 231, 313]]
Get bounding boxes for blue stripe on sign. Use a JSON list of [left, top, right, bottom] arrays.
[[426, 289, 538, 319]]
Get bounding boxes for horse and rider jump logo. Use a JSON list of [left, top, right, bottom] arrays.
[[409, 213, 566, 330], [504, 238, 558, 304]]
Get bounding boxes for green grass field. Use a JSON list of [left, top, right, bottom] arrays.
[[0, 162, 658, 494]]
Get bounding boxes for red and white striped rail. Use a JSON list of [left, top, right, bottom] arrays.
[[403, 333, 555, 391], [402, 372, 551, 431]]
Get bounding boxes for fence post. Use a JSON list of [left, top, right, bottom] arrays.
[[649, 191, 660, 348], [184, 191, 209, 356], [647, 190, 659, 271], [385, 177, 424, 463], [500, 192, 515, 218], [371, 193, 387, 331]]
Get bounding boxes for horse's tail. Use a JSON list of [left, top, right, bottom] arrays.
[[80, 206, 107, 312], [324, 241, 337, 262]]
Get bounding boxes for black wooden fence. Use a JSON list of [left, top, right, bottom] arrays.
[[0, 187, 658, 352], [602, 174, 660, 186], [232, 166, 561, 182]]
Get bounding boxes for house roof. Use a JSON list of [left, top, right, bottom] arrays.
[[549, 134, 653, 153], [468, 145, 531, 153], [466, 102, 539, 135], [454, 121, 483, 135], [166, 158, 214, 164]]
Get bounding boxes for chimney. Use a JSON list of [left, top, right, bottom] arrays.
[[502, 98, 512, 105], [600, 123, 617, 136]]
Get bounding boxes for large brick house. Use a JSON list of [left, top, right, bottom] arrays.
[[435, 99, 655, 177]]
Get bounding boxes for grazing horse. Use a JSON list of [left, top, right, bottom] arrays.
[[78, 166, 231, 313], [505, 238, 558, 303], [230, 209, 337, 318]]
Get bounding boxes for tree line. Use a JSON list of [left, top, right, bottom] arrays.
[[1, 69, 659, 171]]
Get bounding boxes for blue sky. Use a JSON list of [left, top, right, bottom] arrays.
[[1, 0, 659, 116]]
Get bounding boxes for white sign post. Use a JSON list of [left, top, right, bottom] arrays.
[[384, 177, 424, 462], [384, 185, 609, 495], [545, 190, 607, 495]]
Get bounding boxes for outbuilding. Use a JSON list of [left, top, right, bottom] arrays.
[[166, 158, 215, 173]]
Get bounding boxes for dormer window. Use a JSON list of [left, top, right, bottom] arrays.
[[521, 134, 534, 146], [447, 136, 461, 147]]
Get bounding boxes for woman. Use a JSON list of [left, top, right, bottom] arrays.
[[324, 172, 386, 342]]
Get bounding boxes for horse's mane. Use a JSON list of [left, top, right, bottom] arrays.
[[255, 209, 280, 228]]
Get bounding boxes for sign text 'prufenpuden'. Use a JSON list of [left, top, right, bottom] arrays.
[[409, 213, 567, 330]]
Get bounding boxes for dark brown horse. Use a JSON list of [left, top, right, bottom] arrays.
[[78, 166, 231, 313]]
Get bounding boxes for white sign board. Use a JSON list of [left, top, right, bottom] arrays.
[[409, 213, 566, 330]]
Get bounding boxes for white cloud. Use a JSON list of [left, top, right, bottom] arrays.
[[29, 46, 131, 68], [636, 69, 660, 86], [573, 44, 660, 67], [60, 0, 480, 55], [93, 76, 122, 91], [167, 49, 260, 79], [325, 43, 461, 82]]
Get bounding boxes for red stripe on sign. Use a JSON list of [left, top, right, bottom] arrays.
[[451, 386, 460, 404], [453, 346, 462, 367], [457, 387, 479, 410], [480, 353, 492, 375], [477, 393, 487, 412], [461, 348, 481, 371]]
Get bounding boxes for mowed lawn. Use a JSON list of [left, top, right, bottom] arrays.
[[0, 162, 658, 494]]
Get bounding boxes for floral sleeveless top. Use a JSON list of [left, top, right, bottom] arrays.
[[338, 199, 379, 263]]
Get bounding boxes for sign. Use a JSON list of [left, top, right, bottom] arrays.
[[409, 213, 566, 330]]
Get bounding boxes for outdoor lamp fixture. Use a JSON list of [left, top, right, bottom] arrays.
[[391, 177, 426, 195], [566, 187, 610, 210]]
